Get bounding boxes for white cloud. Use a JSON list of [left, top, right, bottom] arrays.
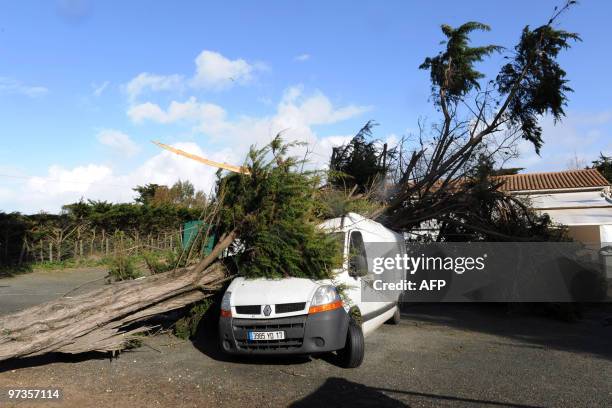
[[0, 77, 48, 98], [92, 80, 110, 97], [127, 85, 370, 169], [96, 129, 140, 157], [294, 54, 310, 62], [135, 142, 237, 193], [124, 72, 184, 101], [28, 164, 112, 194], [127, 88, 370, 172], [4, 142, 237, 213], [190, 50, 257, 90], [127, 97, 226, 126], [124, 50, 261, 100], [277, 85, 371, 125], [506, 111, 612, 172]]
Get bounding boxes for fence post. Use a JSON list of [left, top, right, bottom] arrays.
[[49, 241, 53, 262], [90, 228, 96, 257], [18, 239, 26, 266]]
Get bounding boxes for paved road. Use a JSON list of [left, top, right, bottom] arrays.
[[0, 299, 611, 407], [0, 267, 108, 314]]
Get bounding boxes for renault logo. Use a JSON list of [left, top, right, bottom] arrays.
[[263, 305, 272, 316]]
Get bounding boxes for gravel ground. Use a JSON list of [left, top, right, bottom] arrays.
[[1, 302, 611, 408]]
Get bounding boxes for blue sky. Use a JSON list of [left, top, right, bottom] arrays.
[[0, 0, 610, 213]]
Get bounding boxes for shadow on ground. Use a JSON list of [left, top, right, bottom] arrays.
[[400, 302, 612, 360], [290, 377, 547, 408], [0, 351, 110, 373]]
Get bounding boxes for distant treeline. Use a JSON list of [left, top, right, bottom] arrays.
[[0, 180, 208, 266]]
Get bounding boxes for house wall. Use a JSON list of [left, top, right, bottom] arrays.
[[601, 225, 612, 246], [524, 191, 607, 209], [566, 225, 601, 245]]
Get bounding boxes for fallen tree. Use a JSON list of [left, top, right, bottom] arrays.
[[0, 230, 236, 362], [0, 137, 339, 362]]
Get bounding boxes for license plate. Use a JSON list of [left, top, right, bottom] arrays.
[[248, 330, 285, 341]]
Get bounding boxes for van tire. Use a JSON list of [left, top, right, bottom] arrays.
[[387, 306, 401, 325], [337, 320, 364, 368]]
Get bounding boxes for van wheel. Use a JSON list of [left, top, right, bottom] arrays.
[[337, 320, 364, 368], [386, 306, 401, 325]]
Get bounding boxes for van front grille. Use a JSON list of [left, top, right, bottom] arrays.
[[234, 303, 306, 316], [235, 305, 261, 314], [275, 302, 306, 314]]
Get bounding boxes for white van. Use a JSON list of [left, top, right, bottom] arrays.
[[218, 212, 405, 368]]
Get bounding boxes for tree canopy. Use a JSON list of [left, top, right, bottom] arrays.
[[217, 137, 341, 280], [591, 153, 612, 183]]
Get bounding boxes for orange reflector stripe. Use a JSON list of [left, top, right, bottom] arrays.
[[308, 300, 343, 314], [220, 309, 232, 318]]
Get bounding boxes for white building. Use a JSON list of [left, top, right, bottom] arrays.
[[496, 169, 612, 246]]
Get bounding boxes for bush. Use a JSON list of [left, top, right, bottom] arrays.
[[143, 250, 180, 274], [173, 300, 212, 339], [107, 253, 141, 282]]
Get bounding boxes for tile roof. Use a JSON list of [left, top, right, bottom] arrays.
[[494, 169, 609, 192]]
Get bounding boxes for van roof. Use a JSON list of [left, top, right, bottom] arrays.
[[319, 213, 400, 242], [319, 212, 370, 231]]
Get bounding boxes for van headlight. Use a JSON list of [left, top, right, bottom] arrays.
[[308, 285, 342, 314], [220, 291, 232, 317]]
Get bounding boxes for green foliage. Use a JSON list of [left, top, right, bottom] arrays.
[[61, 200, 203, 234], [217, 136, 342, 279], [32, 258, 103, 270], [329, 121, 394, 193], [0, 212, 31, 266], [418, 2, 579, 155], [143, 249, 180, 274], [316, 188, 382, 220], [489, 168, 524, 176], [173, 300, 212, 339], [134, 180, 206, 208], [437, 155, 568, 242], [497, 23, 580, 153], [133, 183, 160, 205], [420, 22, 502, 102], [0, 264, 32, 278], [107, 253, 141, 282], [2, 180, 210, 268], [591, 153, 612, 183]]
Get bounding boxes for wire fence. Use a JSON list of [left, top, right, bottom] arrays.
[[3, 227, 187, 266]]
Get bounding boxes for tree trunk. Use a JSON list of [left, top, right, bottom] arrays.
[[0, 230, 236, 362]]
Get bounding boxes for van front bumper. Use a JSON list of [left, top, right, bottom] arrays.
[[219, 308, 349, 355]]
